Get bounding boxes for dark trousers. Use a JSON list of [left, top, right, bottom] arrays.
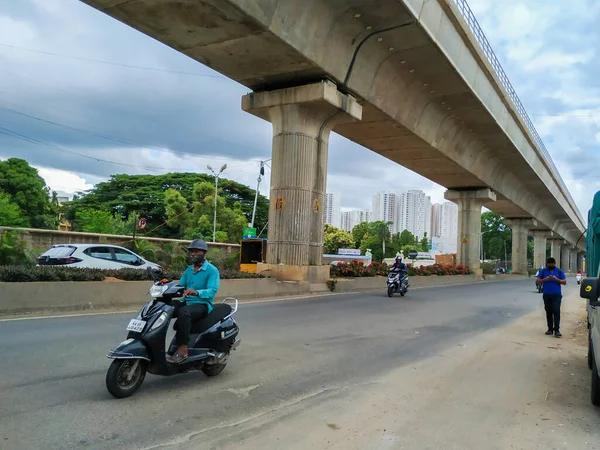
[[173, 303, 208, 346], [543, 294, 562, 331]]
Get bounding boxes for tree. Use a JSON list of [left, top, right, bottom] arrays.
[[481, 212, 512, 262], [0, 192, 28, 227], [399, 230, 416, 247], [323, 224, 354, 254], [164, 188, 190, 235], [75, 209, 135, 235], [65, 172, 268, 240], [0, 158, 57, 229], [351, 222, 371, 248], [420, 232, 430, 252]]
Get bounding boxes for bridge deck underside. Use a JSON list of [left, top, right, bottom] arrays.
[[81, 0, 578, 239]]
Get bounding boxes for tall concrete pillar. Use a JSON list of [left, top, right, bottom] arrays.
[[560, 244, 571, 273], [550, 240, 562, 264], [577, 252, 585, 272], [242, 81, 362, 281], [444, 189, 496, 273], [531, 230, 552, 270], [505, 219, 536, 274]]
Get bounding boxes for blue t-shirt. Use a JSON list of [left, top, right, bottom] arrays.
[[539, 267, 565, 295], [178, 262, 220, 313]]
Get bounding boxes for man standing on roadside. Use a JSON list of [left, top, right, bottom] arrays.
[[537, 257, 567, 338]]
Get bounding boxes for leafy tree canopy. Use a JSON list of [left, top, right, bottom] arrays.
[[0, 158, 57, 229]]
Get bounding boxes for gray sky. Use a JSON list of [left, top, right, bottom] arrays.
[[0, 0, 599, 215]]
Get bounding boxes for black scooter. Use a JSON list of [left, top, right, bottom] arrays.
[[105, 268, 240, 398], [387, 269, 408, 297]]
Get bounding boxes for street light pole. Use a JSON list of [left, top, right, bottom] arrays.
[[250, 160, 268, 229], [207, 164, 227, 243]]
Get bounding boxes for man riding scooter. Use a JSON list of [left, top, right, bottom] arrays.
[[168, 239, 220, 364], [388, 256, 409, 294]]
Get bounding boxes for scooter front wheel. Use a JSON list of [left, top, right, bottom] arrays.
[[106, 359, 147, 399], [387, 286, 394, 297]]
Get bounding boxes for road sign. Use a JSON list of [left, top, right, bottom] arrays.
[[138, 217, 147, 230], [408, 249, 418, 260], [243, 227, 257, 239]]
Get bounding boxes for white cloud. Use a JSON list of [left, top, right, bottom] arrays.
[[35, 166, 96, 195]]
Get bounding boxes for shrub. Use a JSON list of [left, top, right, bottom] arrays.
[[0, 231, 31, 266], [0, 266, 263, 282], [330, 260, 389, 278], [406, 263, 471, 276]]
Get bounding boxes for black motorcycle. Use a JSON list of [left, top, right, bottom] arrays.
[[105, 268, 240, 398], [387, 269, 408, 297]]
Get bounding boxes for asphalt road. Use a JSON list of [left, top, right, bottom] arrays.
[[0, 279, 565, 449]]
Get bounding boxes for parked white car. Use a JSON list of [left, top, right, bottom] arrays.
[[37, 244, 161, 271]]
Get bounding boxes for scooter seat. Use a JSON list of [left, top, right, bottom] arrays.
[[173, 303, 233, 334]]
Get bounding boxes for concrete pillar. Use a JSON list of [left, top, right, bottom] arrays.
[[561, 244, 571, 273], [577, 252, 585, 272], [505, 219, 536, 275], [550, 240, 562, 264], [531, 230, 552, 270], [242, 81, 362, 281], [444, 189, 496, 274]]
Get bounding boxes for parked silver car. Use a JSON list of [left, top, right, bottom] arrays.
[[37, 244, 161, 271]]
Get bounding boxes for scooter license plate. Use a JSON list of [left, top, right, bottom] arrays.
[[126, 319, 146, 333]]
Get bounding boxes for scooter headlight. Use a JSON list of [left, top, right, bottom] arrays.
[[149, 285, 168, 298], [149, 311, 168, 331]]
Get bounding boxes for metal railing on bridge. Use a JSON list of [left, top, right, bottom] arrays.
[[448, 0, 580, 220]]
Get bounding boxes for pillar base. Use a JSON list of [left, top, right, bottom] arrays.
[[256, 263, 330, 282]]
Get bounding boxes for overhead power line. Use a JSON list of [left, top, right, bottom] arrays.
[[0, 42, 227, 79]]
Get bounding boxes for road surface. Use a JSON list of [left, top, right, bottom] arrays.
[[0, 280, 561, 449]]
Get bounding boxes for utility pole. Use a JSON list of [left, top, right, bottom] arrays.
[[207, 164, 227, 243], [250, 161, 266, 229]]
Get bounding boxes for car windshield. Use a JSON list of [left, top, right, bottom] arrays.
[[40, 246, 76, 259]]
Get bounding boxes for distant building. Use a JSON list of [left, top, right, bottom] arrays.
[[431, 203, 442, 238], [372, 192, 399, 234], [341, 209, 372, 232], [398, 190, 430, 238], [324, 193, 341, 228]]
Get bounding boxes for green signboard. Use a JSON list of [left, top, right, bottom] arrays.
[[243, 227, 257, 239]]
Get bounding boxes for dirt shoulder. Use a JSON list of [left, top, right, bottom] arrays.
[[192, 290, 600, 450]]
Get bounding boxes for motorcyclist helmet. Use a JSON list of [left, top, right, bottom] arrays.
[[188, 239, 209, 252]]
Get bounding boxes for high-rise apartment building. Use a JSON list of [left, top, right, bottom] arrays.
[[431, 203, 442, 238], [340, 209, 372, 232], [324, 192, 341, 228], [372, 192, 399, 234], [397, 190, 430, 238]]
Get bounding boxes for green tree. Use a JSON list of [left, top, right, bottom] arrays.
[[323, 224, 354, 254], [420, 232, 430, 252], [0, 158, 57, 228], [0, 192, 28, 227], [65, 172, 268, 239], [351, 222, 371, 248], [481, 212, 512, 262], [399, 230, 416, 247], [75, 209, 136, 235], [164, 188, 190, 235]]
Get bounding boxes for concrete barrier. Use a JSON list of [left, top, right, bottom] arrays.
[[0, 274, 525, 315]]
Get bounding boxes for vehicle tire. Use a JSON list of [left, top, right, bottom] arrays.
[[106, 359, 147, 399], [589, 333, 594, 370], [592, 360, 600, 406], [202, 363, 227, 377], [400, 291, 405, 297], [387, 286, 394, 297]]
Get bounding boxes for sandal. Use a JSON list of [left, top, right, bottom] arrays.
[[167, 352, 188, 364]]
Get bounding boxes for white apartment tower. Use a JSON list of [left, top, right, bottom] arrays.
[[431, 203, 442, 238], [397, 190, 431, 238], [324, 192, 341, 228], [372, 192, 398, 234]]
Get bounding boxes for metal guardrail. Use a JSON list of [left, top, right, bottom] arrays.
[[448, 0, 581, 221]]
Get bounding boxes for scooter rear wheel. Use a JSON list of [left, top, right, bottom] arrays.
[[202, 363, 227, 377], [106, 359, 147, 398]]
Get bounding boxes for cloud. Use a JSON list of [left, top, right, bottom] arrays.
[[0, 0, 598, 218]]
